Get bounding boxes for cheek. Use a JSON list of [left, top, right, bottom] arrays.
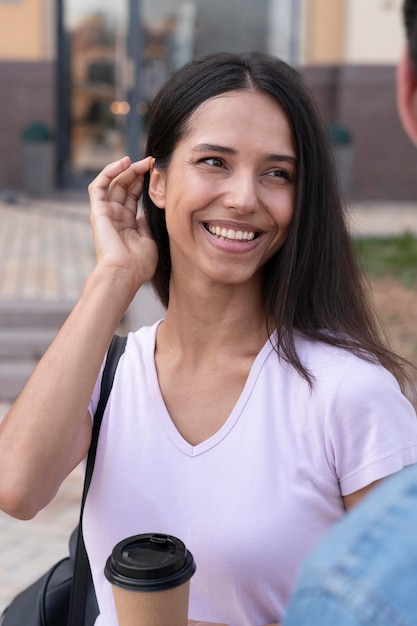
[[165, 175, 216, 217], [271, 189, 295, 231], [282, 203, 294, 230]]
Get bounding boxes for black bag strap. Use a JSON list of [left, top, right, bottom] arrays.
[[68, 334, 127, 626]]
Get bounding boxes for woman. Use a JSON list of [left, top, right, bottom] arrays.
[[1, 52, 417, 626]]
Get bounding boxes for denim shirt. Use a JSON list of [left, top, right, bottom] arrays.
[[284, 463, 417, 626]]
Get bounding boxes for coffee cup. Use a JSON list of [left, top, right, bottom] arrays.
[[104, 533, 196, 626]]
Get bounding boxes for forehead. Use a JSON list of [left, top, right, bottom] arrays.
[[181, 90, 294, 150]]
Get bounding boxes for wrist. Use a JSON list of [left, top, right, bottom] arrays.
[[83, 264, 142, 313]]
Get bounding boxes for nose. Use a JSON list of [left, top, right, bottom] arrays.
[[222, 169, 257, 214]]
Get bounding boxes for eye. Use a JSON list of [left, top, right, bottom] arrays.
[[199, 157, 224, 168], [266, 168, 292, 182]]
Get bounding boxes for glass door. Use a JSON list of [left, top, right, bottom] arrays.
[[58, 0, 272, 188], [63, 0, 128, 184]]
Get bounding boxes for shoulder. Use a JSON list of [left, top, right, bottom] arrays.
[[119, 320, 162, 366], [125, 320, 162, 350], [266, 332, 410, 416], [291, 335, 417, 486], [293, 332, 400, 394], [89, 322, 161, 416]]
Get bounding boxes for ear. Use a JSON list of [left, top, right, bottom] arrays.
[[397, 43, 417, 146], [148, 166, 167, 209]]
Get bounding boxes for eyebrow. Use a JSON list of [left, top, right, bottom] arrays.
[[191, 143, 297, 165], [191, 143, 235, 155]]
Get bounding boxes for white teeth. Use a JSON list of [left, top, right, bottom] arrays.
[[207, 225, 256, 241]]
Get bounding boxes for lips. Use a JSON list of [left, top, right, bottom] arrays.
[[204, 223, 259, 242]]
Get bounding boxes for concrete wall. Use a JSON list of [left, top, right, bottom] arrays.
[[0, 0, 48, 61], [303, 64, 417, 200]]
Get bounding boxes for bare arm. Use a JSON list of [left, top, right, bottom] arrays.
[[342, 479, 381, 511], [0, 157, 157, 520]]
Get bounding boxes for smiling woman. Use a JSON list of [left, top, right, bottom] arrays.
[[0, 52, 417, 626]]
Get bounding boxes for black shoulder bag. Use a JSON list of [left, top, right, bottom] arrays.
[[0, 334, 127, 626]]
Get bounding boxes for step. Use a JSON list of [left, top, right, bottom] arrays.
[[0, 300, 75, 329], [0, 328, 57, 360], [0, 361, 36, 401]]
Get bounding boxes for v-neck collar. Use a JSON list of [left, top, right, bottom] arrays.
[[145, 323, 274, 456]]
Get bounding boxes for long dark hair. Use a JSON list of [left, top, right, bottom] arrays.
[[142, 52, 410, 390]]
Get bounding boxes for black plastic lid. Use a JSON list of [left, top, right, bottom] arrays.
[[104, 533, 196, 592]]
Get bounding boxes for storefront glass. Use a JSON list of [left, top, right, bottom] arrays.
[[62, 0, 271, 184], [63, 1, 127, 180]]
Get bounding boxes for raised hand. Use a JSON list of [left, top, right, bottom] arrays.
[[88, 156, 159, 295]]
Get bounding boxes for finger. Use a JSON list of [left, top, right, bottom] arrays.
[[108, 156, 153, 191], [109, 156, 153, 190], [125, 169, 152, 208], [131, 156, 154, 173], [88, 156, 132, 201], [107, 157, 153, 207]]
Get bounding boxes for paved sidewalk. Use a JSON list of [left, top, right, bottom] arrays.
[[0, 193, 94, 301], [0, 192, 417, 614], [349, 200, 417, 237]]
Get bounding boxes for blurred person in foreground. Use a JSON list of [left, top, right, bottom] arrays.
[[283, 1, 417, 624]]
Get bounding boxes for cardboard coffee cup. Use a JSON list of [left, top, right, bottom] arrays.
[[105, 533, 196, 626]]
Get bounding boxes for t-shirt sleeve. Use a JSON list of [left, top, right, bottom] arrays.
[[325, 358, 417, 495]]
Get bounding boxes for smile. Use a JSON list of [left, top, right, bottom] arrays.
[[204, 223, 258, 242]]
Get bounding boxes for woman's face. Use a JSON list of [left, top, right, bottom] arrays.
[[149, 90, 296, 289]]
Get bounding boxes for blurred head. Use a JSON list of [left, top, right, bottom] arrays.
[[142, 52, 339, 312], [398, 0, 417, 144], [403, 0, 417, 67]]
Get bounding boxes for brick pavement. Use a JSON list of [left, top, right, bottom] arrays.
[[0, 193, 417, 614], [0, 194, 95, 301]]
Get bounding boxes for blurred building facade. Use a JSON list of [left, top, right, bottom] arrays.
[[0, 0, 414, 200]]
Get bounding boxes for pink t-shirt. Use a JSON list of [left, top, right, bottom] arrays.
[[84, 322, 417, 626]]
